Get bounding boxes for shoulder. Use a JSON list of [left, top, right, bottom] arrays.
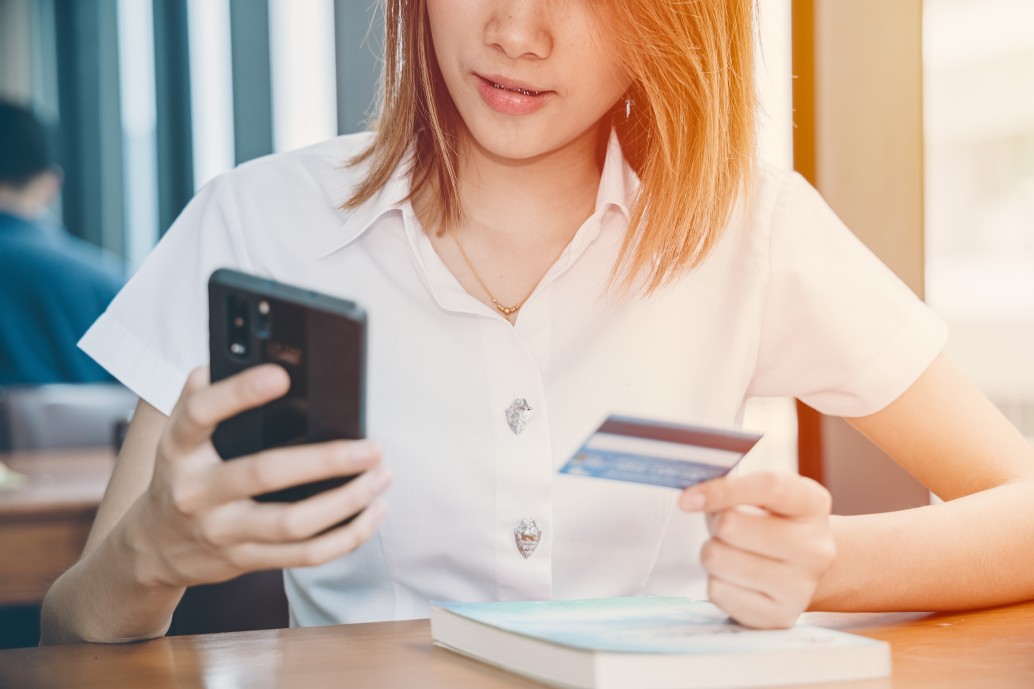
[[701, 162, 804, 269], [702, 162, 880, 303], [223, 131, 377, 198], [154, 132, 388, 275], [738, 162, 810, 234], [52, 234, 125, 287], [190, 132, 380, 238], [239, 131, 376, 169], [721, 162, 848, 261], [0, 220, 123, 291]]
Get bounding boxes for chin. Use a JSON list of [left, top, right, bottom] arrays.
[[463, 117, 589, 163], [474, 137, 556, 162]]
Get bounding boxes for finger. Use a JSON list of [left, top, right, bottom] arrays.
[[699, 538, 808, 601], [708, 506, 819, 561], [229, 465, 392, 543], [203, 439, 382, 504], [707, 576, 800, 630], [165, 364, 290, 455], [679, 472, 831, 519], [227, 498, 390, 571]]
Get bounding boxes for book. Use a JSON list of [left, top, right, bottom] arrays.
[[430, 597, 891, 689]]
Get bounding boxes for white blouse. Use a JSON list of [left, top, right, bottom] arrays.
[[80, 131, 947, 627]]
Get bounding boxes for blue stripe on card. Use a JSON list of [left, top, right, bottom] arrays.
[[558, 448, 731, 489]]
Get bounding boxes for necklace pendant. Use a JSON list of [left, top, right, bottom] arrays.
[[447, 226, 537, 322]]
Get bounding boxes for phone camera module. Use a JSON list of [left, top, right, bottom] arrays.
[[256, 299, 273, 338], [227, 294, 252, 360]]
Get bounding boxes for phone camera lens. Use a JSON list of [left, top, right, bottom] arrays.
[[226, 294, 252, 359], [256, 299, 273, 337]]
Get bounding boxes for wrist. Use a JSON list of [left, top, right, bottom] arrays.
[[118, 497, 185, 592], [44, 508, 186, 644], [807, 515, 860, 611]]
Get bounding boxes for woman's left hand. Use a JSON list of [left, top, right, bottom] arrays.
[[678, 471, 836, 629]]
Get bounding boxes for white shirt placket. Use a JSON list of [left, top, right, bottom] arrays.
[[479, 318, 554, 601]]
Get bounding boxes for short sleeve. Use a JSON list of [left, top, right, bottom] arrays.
[[79, 174, 253, 414], [747, 172, 948, 417]]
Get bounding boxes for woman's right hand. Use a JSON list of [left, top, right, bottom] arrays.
[[126, 363, 391, 590]]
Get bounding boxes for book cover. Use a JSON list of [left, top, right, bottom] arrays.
[[431, 597, 891, 689]]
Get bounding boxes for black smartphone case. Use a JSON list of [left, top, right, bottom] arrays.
[[208, 268, 366, 504]]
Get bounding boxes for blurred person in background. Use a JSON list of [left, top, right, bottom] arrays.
[[0, 100, 124, 385]]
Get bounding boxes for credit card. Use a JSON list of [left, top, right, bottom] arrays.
[[558, 415, 762, 489]]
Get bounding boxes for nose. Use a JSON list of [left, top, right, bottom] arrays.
[[484, 1, 553, 60]]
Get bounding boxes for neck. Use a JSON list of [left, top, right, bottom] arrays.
[[0, 182, 49, 220], [451, 124, 605, 248], [413, 122, 611, 323]]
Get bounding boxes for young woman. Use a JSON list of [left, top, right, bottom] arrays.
[[42, 0, 1034, 644]]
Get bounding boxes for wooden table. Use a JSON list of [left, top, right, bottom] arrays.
[[0, 449, 114, 606], [1, 601, 1032, 688]]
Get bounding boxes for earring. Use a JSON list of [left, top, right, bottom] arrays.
[[624, 95, 633, 121]]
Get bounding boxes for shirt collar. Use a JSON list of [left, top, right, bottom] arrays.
[[594, 128, 636, 220], [560, 128, 637, 264], [316, 129, 638, 259], [317, 157, 411, 259]]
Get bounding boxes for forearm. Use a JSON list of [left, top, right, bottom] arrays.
[[811, 479, 1034, 612], [40, 502, 184, 645]]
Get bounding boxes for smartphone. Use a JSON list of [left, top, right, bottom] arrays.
[[208, 268, 367, 504]]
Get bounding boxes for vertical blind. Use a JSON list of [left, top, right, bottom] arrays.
[[20, 0, 384, 270]]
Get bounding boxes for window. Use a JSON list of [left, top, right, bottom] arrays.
[[741, 0, 798, 474], [924, 0, 1034, 442]]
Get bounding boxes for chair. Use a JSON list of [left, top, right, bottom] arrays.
[[169, 571, 290, 635], [0, 383, 137, 451]]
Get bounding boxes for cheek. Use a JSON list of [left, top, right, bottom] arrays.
[[569, 59, 631, 123], [424, 0, 454, 31], [425, 2, 467, 71], [595, 46, 632, 98], [569, 32, 631, 109]]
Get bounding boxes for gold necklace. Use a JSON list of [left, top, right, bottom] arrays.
[[448, 227, 536, 319]]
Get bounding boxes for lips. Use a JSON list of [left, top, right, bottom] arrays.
[[477, 74, 550, 96], [484, 80, 544, 97], [474, 74, 554, 116]]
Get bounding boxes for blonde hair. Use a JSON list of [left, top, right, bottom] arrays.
[[346, 0, 757, 293]]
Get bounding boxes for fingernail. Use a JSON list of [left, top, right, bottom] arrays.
[[253, 365, 286, 393], [347, 440, 378, 461], [367, 500, 388, 521], [251, 372, 272, 393], [680, 491, 706, 511], [370, 467, 393, 493]]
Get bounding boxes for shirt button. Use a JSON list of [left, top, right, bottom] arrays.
[[505, 398, 533, 434], [514, 517, 541, 558]]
